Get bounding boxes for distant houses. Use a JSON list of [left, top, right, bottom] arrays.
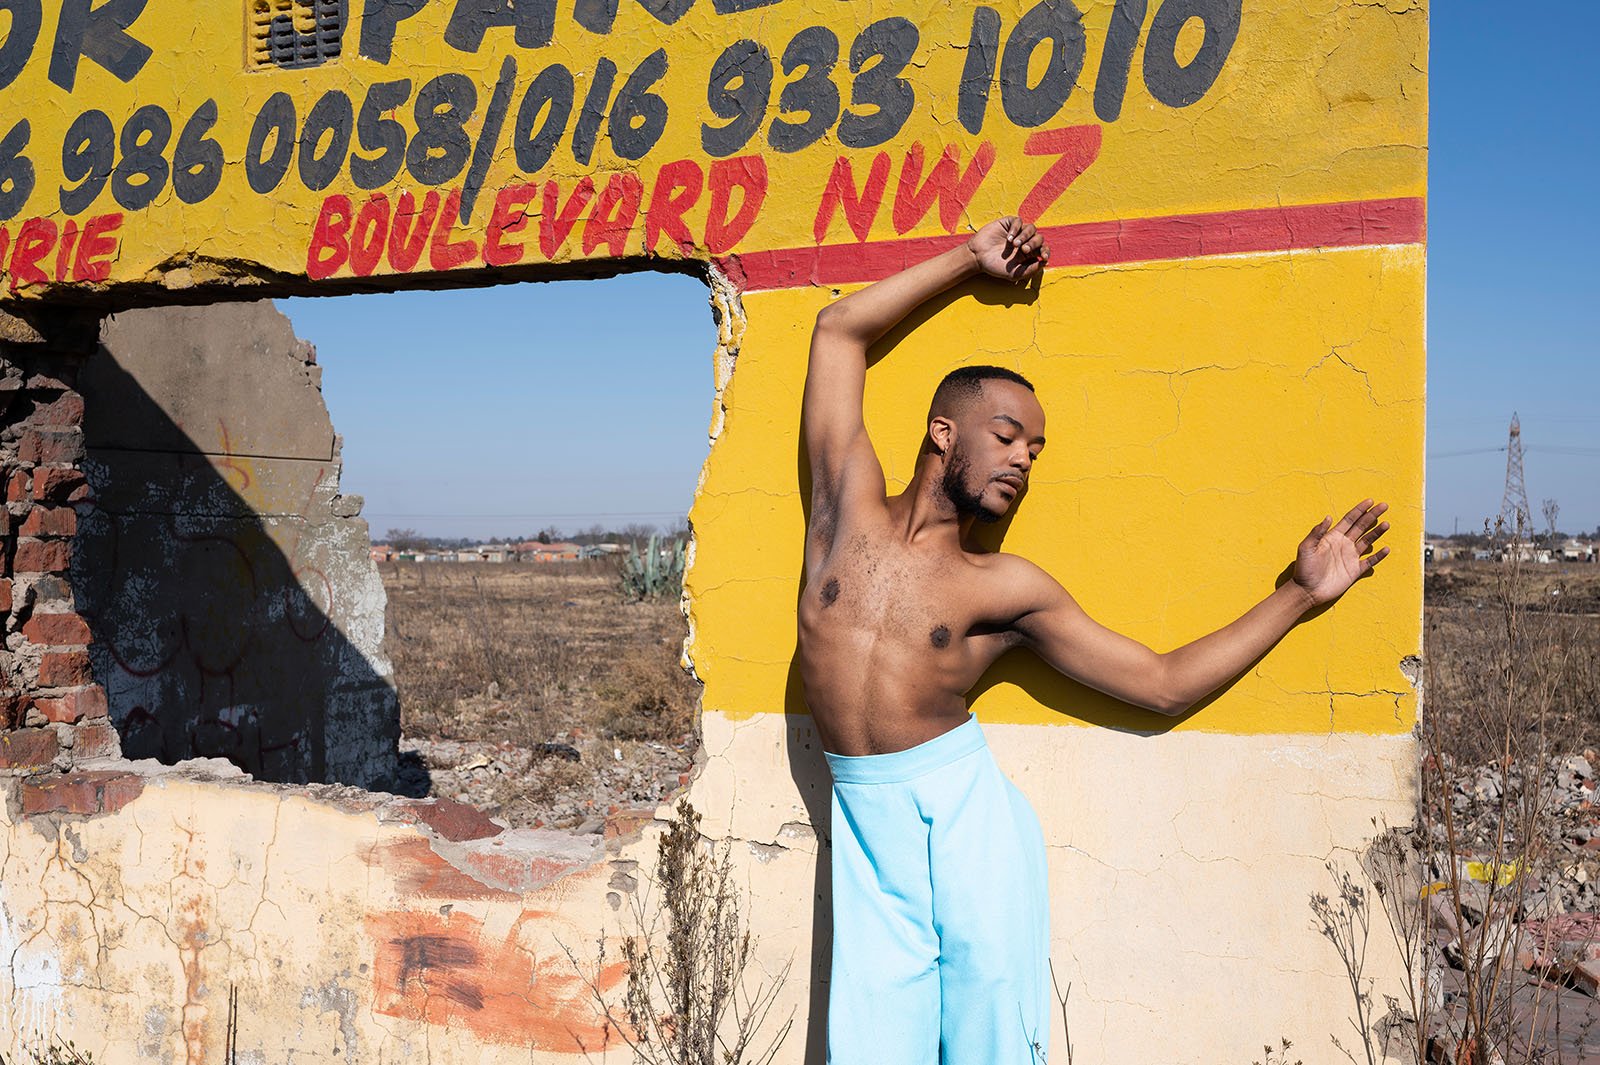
[[1425, 538, 1596, 564], [517, 540, 581, 562], [368, 540, 636, 564]]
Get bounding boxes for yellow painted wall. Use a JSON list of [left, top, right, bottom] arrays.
[[1, 1, 1426, 738]]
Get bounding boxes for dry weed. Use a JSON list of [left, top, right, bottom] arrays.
[[1317, 541, 1597, 1064], [563, 799, 794, 1065]]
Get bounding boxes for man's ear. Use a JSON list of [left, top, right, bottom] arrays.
[[928, 416, 955, 456]]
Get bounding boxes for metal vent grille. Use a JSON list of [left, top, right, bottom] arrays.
[[249, 0, 345, 70]]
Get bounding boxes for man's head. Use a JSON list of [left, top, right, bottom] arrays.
[[925, 366, 1046, 524]]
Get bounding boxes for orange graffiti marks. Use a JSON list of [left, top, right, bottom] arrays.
[[368, 837, 518, 901], [368, 910, 627, 1049]]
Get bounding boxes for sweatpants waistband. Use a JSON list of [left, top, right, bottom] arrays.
[[824, 712, 986, 784]]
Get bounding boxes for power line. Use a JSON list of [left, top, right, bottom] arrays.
[[1427, 445, 1600, 459]]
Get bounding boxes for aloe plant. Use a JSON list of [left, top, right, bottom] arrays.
[[619, 534, 686, 601]]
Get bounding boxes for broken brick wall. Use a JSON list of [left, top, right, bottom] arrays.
[[0, 310, 116, 774], [0, 301, 401, 789], [70, 301, 402, 787]]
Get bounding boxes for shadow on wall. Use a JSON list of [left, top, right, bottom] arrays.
[[69, 301, 426, 793]]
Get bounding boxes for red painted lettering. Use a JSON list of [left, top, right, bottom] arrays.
[[1018, 125, 1102, 223], [9, 218, 57, 290], [814, 152, 891, 244], [892, 142, 997, 235], [307, 195, 353, 280], [389, 191, 442, 273], [645, 159, 703, 256], [484, 183, 537, 267], [539, 177, 594, 260], [428, 188, 477, 271], [350, 194, 391, 277], [704, 155, 767, 255], [74, 213, 122, 281], [54, 220, 79, 282], [582, 174, 643, 257]]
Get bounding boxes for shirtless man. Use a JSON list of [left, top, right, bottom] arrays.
[[797, 215, 1391, 1064]]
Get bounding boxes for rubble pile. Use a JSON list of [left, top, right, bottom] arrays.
[[1411, 750, 1600, 1059], [398, 726, 696, 831]]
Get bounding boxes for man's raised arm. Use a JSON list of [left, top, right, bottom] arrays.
[[1009, 499, 1391, 716], [802, 218, 1049, 533]]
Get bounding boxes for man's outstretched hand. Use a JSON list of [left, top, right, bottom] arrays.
[[1291, 499, 1391, 608], [967, 216, 1049, 282]]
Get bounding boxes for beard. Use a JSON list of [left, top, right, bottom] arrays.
[[939, 445, 1006, 524]]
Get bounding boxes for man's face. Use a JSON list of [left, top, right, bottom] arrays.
[[938, 380, 1047, 524]]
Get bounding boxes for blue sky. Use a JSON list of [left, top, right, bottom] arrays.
[[283, 2, 1598, 541], [285, 273, 714, 541]]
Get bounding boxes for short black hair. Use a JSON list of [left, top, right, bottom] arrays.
[[930, 365, 1035, 417]]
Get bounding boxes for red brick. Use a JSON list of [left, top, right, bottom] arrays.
[[6, 470, 28, 503], [19, 507, 76, 538], [34, 685, 106, 724], [0, 578, 11, 615], [39, 650, 92, 687], [0, 691, 31, 729], [406, 798, 503, 842], [17, 429, 83, 466], [14, 539, 70, 573], [604, 807, 656, 842], [0, 728, 59, 770], [25, 576, 72, 610], [22, 612, 91, 647], [25, 372, 71, 391], [21, 771, 143, 816], [31, 393, 83, 428], [32, 467, 86, 503], [1573, 958, 1600, 996], [70, 721, 120, 760]]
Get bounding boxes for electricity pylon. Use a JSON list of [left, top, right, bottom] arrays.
[[1496, 412, 1532, 538]]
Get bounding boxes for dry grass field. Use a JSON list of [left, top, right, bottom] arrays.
[[381, 560, 700, 828], [1424, 560, 1600, 767]]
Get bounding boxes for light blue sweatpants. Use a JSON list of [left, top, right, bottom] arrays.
[[824, 711, 1051, 1065]]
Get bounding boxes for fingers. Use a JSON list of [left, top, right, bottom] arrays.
[[1330, 498, 1374, 537], [1358, 517, 1391, 552], [1001, 219, 1049, 280], [1359, 545, 1391, 576]]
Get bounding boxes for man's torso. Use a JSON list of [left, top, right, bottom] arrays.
[[797, 499, 1030, 755]]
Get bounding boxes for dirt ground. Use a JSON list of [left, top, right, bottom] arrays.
[[381, 560, 699, 830], [1424, 560, 1600, 767]]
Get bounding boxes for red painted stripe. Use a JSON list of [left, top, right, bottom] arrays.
[[716, 196, 1425, 292]]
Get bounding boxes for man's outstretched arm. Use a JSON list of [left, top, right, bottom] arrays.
[[802, 218, 1048, 533], [1010, 499, 1392, 715]]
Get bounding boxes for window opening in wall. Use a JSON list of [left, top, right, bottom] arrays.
[[75, 273, 713, 833], [301, 275, 711, 831]]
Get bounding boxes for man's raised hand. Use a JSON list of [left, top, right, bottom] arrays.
[[1291, 499, 1391, 608], [967, 216, 1050, 282]]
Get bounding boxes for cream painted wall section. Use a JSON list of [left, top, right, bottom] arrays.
[[0, 711, 1413, 1064]]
